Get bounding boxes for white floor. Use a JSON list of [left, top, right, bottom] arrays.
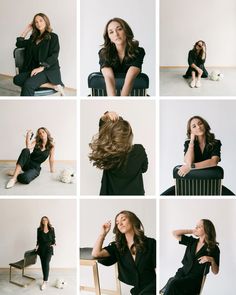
[[0, 268, 76, 295], [0, 162, 76, 196], [160, 67, 236, 96]]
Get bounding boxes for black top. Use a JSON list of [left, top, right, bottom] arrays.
[[178, 235, 220, 278], [183, 49, 208, 78], [36, 227, 56, 255], [99, 47, 145, 73], [184, 139, 221, 163], [30, 147, 50, 168], [103, 237, 156, 293], [16, 32, 63, 85]]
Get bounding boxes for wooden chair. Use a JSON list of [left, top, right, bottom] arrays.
[[173, 166, 224, 195], [88, 72, 149, 96], [9, 249, 37, 287], [80, 247, 121, 295]]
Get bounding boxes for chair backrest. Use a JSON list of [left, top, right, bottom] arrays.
[[88, 72, 149, 96], [173, 166, 224, 195], [24, 250, 37, 267], [13, 48, 25, 74]]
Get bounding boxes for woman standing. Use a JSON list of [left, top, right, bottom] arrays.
[[14, 13, 64, 96], [160, 219, 220, 295], [92, 211, 156, 295], [99, 18, 145, 96], [35, 216, 56, 290], [89, 111, 148, 195], [183, 40, 208, 88], [6, 127, 55, 189]]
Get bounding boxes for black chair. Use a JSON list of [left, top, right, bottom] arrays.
[[88, 72, 149, 96], [80, 247, 121, 295], [13, 48, 57, 96], [173, 166, 224, 195], [9, 249, 37, 287]]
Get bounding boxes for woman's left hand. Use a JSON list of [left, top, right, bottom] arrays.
[[31, 66, 45, 77], [198, 256, 213, 264], [178, 165, 191, 177]]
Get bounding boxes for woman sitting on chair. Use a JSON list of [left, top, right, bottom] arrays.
[[89, 111, 148, 195], [160, 219, 220, 295], [6, 127, 55, 189], [161, 115, 234, 195], [99, 17, 145, 96], [13, 13, 64, 96], [92, 210, 156, 295]]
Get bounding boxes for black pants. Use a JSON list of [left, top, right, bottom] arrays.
[[161, 276, 201, 295], [131, 279, 156, 295], [13, 71, 49, 96], [16, 148, 40, 184], [39, 252, 52, 281], [161, 185, 235, 196]]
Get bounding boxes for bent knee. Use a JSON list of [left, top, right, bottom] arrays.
[[13, 75, 23, 86], [17, 174, 31, 184]]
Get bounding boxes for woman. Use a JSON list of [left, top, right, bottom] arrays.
[[35, 216, 56, 291], [160, 219, 220, 295], [13, 13, 64, 96], [92, 211, 156, 295], [89, 111, 148, 195], [161, 115, 234, 195], [99, 18, 145, 96], [6, 127, 55, 189], [183, 40, 208, 88]]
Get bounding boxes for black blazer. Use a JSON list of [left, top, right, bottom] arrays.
[[16, 32, 63, 85], [36, 227, 56, 255]]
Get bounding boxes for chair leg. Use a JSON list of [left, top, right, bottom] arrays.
[[9, 266, 35, 287], [92, 262, 101, 295]]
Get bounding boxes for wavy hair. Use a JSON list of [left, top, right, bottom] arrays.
[[202, 219, 219, 251], [193, 40, 206, 60], [31, 13, 52, 42], [35, 127, 54, 151], [186, 116, 217, 151], [113, 210, 146, 254], [100, 17, 140, 67], [89, 118, 133, 170], [39, 216, 53, 231]]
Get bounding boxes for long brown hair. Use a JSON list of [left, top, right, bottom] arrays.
[[100, 17, 140, 67], [31, 13, 52, 42], [39, 216, 53, 231], [35, 127, 54, 151], [89, 118, 133, 170], [186, 116, 217, 151], [202, 219, 219, 251], [113, 211, 146, 253], [193, 40, 206, 60]]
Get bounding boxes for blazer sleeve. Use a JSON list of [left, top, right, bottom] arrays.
[[40, 33, 60, 69], [141, 145, 148, 173], [51, 228, 56, 245], [16, 37, 30, 48], [36, 228, 40, 246], [130, 47, 145, 70]]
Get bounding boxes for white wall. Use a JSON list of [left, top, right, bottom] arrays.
[[80, 0, 156, 96], [160, 199, 236, 294], [80, 99, 156, 195], [80, 199, 156, 295], [160, 99, 236, 194], [0, 199, 77, 268], [0, 100, 76, 161], [0, 0, 76, 88], [160, 0, 236, 66]]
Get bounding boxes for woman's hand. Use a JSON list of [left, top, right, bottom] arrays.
[[20, 23, 33, 38], [31, 66, 45, 77], [103, 111, 119, 122], [198, 256, 213, 264], [26, 129, 33, 139], [101, 220, 111, 236], [35, 245, 39, 252], [178, 164, 191, 177], [190, 133, 196, 142]]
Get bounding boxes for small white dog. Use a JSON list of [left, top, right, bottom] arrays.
[[209, 70, 224, 81], [59, 168, 75, 184], [55, 278, 67, 289]]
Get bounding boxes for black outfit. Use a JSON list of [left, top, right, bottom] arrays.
[[161, 139, 234, 195], [13, 32, 63, 96], [99, 47, 145, 73], [183, 49, 208, 78], [103, 237, 156, 295], [162, 235, 220, 295], [36, 227, 56, 281], [16, 147, 50, 184]]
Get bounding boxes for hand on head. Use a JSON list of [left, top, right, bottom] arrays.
[[101, 220, 112, 236]]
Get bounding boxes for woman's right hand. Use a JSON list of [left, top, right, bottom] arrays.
[[101, 220, 111, 236], [26, 129, 33, 138], [21, 23, 33, 38], [190, 133, 196, 142]]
